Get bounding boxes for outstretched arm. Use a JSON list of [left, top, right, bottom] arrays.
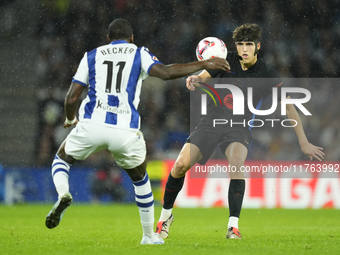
[[285, 97, 324, 161], [64, 82, 86, 128], [149, 58, 229, 80]]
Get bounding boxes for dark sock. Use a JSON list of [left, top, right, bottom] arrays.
[[163, 173, 185, 209], [228, 179, 245, 218]]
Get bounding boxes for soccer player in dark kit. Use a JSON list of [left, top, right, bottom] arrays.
[[156, 23, 324, 239]]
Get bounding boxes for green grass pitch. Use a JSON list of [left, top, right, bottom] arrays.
[[0, 204, 339, 255]]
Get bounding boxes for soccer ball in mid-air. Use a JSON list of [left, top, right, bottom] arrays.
[[196, 37, 227, 61]]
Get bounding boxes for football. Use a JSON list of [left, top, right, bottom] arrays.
[[196, 37, 227, 61]]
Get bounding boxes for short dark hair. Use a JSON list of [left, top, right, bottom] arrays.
[[108, 18, 133, 40], [232, 23, 261, 42]]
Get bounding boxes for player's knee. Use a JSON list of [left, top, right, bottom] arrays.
[[228, 156, 244, 169], [172, 158, 190, 177], [57, 142, 76, 164], [57, 151, 76, 165]]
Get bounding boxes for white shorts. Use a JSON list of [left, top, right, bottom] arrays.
[[64, 121, 146, 169]]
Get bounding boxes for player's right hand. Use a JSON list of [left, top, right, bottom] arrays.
[[63, 118, 78, 129], [186, 75, 200, 91], [202, 57, 230, 71]]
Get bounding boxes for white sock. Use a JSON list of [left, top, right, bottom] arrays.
[[159, 208, 172, 221], [51, 155, 70, 199], [228, 216, 239, 229], [133, 173, 154, 237]]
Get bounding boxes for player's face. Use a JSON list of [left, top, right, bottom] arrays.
[[235, 41, 259, 66]]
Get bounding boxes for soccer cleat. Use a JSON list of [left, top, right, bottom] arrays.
[[140, 233, 164, 245], [45, 192, 73, 229], [155, 214, 174, 238], [226, 227, 242, 239]]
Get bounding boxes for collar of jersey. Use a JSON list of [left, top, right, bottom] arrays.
[[245, 59, 260, 72], [110, 40, 129, 45], [240, 58, 261, 73]]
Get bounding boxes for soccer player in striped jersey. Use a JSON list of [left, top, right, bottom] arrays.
[[45, 18, 229, 245]]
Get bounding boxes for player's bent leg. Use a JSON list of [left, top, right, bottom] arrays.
[[46, 141, 76, 229], [225, 142, 248, 239], [124, 160, 164, 245], [157, 143, 202, 238]]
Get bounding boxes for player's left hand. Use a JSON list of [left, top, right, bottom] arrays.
[[300, 142, 325, 161]]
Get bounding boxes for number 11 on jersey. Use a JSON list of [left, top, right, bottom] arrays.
[[103, 61, 126, 93]]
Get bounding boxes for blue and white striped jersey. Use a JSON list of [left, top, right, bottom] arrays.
[[72, 40, 162, 130]]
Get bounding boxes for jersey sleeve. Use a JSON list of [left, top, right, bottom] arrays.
[[206, 68, 222, 78], [72, 52, 89, 86], [140, 47, 163, 75]]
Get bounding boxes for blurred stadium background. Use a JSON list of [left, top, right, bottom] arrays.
[[0, 0, 339, 206]]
